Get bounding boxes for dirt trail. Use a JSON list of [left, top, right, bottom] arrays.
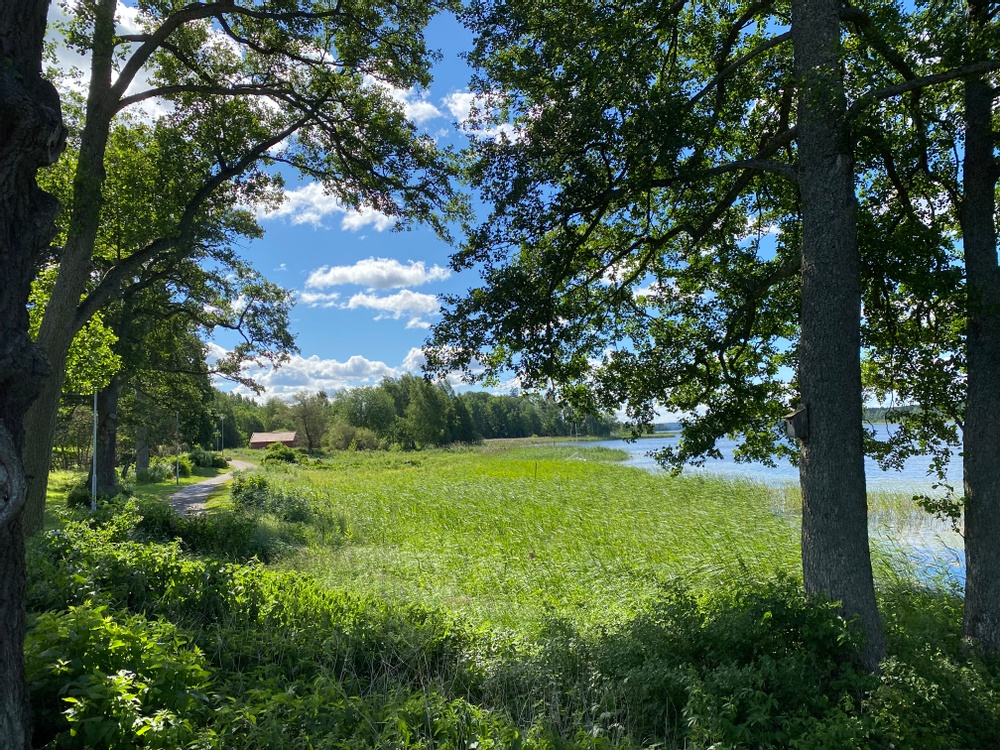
[[169, 459, 256, 514]]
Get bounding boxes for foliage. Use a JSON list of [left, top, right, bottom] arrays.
[[25, 604, 211, 749], [136, 456, 193, 483], [188, 447, 227, 469], [28, 267, 121, 396], [291, 391, 330, 453], [64, 483, 92, 510], [262, 442, 299, 464], [24, 462, 1000, 749]]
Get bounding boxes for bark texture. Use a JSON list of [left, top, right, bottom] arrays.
[[961, 73, 1000, 652], [21, 0, 118, 536], [0, 0, 65, 743], [91, 377, 121, 496], [792, 0, 886, 670]]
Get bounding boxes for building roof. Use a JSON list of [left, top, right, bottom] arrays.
[[249, 431, 297, 444]]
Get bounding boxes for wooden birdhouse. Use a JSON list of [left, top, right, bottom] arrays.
[[783, 405, 809, 442]]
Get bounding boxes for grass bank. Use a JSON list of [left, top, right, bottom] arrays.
[[24, 444, 1000, 749]]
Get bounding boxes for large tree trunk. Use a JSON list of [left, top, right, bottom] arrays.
[[961, 72, 1000, 652], [21, 0, 118, 536], [792, 0, 886, 671], [89, 377, 121, 496], [0, 0, 65, 744], [21, 364, 66, 534]]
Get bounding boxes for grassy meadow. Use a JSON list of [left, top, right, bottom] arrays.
[[264, 446, 801, 631], [23, 444, 1000, 749]]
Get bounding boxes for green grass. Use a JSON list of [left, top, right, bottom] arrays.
[[28, 442, 1000, 749], [262, 445, 800, 632]]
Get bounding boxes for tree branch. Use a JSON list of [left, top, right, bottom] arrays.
[[74, 113, 310, 325], [850, 60, 1000, 117], [687, 31, 792, 109]]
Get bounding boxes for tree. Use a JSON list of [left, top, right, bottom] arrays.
[[428, 0, 998, 669], [292, 391, 330, 452], [0, 0, 64, 741], [24, 0, 460, 534], [853, 0, 1000, 651]]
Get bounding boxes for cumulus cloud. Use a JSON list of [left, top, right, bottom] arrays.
[[228, 352, 402, 397], [346, 290, 440, 320], [297, 290, 341, 308], [305, 257, 450, 290], [401, 347, 427, 372], [364, 75, 443, 125], [258, 182, 394, 231], [443, 90, 521, 141]]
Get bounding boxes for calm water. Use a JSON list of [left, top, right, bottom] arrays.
[[581, 425, 967, 587], [588, 423, 962, 490]]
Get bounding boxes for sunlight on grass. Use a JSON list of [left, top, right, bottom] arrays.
[[262, 446, 800, 633]]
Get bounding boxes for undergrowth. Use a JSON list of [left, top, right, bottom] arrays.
[[24, 445, 1000, 748]]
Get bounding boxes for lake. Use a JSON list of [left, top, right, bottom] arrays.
[[588, 423, 962, 490], [581, 425, 967, 587]]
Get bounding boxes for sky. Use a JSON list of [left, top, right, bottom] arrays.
[[217, 12, 487, 399], [49, 3, 495, 400], [217, 15, 486, 397]]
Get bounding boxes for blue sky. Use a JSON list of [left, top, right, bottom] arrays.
[[49, 3, 490, 399], [214, 12, 485, 398]]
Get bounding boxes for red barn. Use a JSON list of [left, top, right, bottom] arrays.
[[249, 431, 297, 450]]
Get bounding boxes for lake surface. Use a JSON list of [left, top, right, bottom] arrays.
[[587, 423, 962, 491], [581, 425, 967, 587]]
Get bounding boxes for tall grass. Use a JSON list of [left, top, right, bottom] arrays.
[[258, 446, 801, 632]]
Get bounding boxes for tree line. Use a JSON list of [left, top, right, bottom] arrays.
[[215, 378, 618, 452]]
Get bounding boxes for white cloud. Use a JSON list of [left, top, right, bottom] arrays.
[[346, 289, 440, 320], [341, 206, 396, 232], [297, 290, 341, 308], [228, 352, 401, 396], [258, 182, 393, 231], [305, 257, 450, 290], [405, 317, 431, 330], [365, 75, 443, 125], [257, 182, 393, 232], [115, 1, 142, 34], [443, 90, 521, 141], [401, 347, 427, 372]]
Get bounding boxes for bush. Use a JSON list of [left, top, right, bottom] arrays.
[[328, 420, 382, 451], [263, 442, 298, 463], [65, 482, 92, 509], [25, 604, 212, 749], [136, 462, 170, 483], [231, 473, 273, 513], [188, 446, 213, 468], [190, 447, 229, 469]]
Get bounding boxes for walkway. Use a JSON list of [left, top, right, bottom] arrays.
[[169, 459, 256, 515]]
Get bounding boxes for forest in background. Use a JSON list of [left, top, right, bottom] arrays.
[[51, 375, 620, 474]]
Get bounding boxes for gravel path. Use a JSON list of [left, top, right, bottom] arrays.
[[169, 459, 256, 515]]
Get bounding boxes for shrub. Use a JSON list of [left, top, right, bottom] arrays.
[[25, 604, 212, 749], [65, 482, 92, 509], [263, 443, 298, 463], [188, 445, 213, 468], [231, 472, 273, 513], [136, 462, 170, 483], [190, 447, 229, 469]]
